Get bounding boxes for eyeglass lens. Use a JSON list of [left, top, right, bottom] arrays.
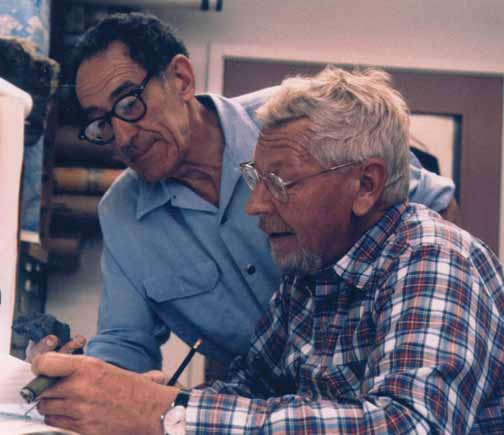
[[82, 92, 147, 144], [241, 164, 287, 202]]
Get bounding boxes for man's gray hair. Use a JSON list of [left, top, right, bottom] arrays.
[[257, 66, 411, 206]]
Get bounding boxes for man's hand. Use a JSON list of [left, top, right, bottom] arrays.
[[142, 370, 187, 390], [26, 334, 87, 363], [33, 352, 179, 435], [142, 370, 169, 385]]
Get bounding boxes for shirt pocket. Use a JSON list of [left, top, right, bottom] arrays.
[[143, 259, 220, 302]]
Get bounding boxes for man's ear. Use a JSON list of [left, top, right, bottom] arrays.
[[164, 54, 195, 101], [352, 158, 388, 216]]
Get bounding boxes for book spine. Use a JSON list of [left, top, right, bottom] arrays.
[[54, 167, 122, 194], [51, 194, 101, 220]]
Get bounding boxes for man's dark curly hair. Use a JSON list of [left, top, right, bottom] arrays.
[[69, 12, 188, 82]]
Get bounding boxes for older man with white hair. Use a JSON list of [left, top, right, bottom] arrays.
[[33, 66, 503, 435]]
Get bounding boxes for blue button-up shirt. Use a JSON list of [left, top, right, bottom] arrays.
[[87, 88, 455, 372]]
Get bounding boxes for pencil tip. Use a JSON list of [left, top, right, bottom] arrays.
[[194, 338, 202, 349]]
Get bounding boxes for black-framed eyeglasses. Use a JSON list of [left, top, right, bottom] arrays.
[[239, 160, 360, 203], [78, 72, 152, 145]]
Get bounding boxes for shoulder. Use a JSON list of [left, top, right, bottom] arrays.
[[385, 204, 502, 288], [230, 86, 279, 125], [372, 204, 504, 319], [396, 204, 476, 255], [408, 153, 455, 211]]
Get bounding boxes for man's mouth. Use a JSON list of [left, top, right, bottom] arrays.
[[127, 141, 156, 163], [119, 136, 160, 162], [259, 219, 295, 239]]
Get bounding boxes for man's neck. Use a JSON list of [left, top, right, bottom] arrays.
[[322, 206, 389, 273], [172, 98, 224, 206]]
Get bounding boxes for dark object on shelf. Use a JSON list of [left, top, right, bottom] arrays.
[[12, 312, 70, 344]]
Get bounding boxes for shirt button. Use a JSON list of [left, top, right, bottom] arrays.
[[245, 264, 256, 275]]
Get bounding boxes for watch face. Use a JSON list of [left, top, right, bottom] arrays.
[[162, 405, 186, 435]]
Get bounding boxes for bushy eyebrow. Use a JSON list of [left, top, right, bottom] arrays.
[[81, 80, 139, 118], [253, 157, 284, 176], [109, 80, 138, 101], [81, 106, 104, 119]]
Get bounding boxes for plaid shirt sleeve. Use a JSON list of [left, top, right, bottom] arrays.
[[183, 244, 504, 434]]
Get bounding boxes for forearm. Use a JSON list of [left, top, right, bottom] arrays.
[[86, 332, 164, 372], [184, 390, 437, 435]]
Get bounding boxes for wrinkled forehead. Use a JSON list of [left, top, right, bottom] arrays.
[[75, 42, 145, 107], [255, 118, 316, 166]]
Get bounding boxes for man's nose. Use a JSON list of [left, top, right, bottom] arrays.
[[111, 117, 138, 148], [245, 181, 275, 216]]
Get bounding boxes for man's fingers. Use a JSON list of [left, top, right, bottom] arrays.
[[44, 414, 80, 434], [38, 397, 79, 419], [32, 352, 83, 378], [142, 370, 187, 388], [26, 334, 86, 364], [59, 335, 87, 354], [26, 335, 60, 363], [142, 370, 168, 385]]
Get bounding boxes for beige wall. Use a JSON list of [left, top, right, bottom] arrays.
[[149, 0, 504, 81]]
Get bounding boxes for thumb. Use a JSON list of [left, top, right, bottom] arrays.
[[32, 352, 82, 378], [142, 370, 168, 385], [25, 335, 59, 363]]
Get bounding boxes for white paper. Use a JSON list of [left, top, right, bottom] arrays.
[[0, 354, 79, 434], [0, 353, 43, 419], [0, 96, 25, 355]]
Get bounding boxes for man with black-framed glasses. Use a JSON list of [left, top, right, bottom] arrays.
[[78, 72, 153, 145]]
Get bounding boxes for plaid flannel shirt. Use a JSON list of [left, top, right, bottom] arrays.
[[185, 203, 504, 434]]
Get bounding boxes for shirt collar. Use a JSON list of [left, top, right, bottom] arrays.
[[135, 93, 260, 219], [331, 203, 408, 291]]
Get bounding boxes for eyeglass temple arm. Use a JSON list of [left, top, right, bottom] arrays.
[[282, 161, 359, 188]]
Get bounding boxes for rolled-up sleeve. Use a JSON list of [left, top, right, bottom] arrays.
[[86, 242, 166, 372]]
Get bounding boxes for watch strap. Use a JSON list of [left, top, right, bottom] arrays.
[[173, 389, 190, 408]]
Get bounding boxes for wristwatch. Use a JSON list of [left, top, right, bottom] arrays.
[[161, 389, 191, 435]]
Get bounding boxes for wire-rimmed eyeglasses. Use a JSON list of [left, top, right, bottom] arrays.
[[78, 72, 153, 145], [239, 160, 360, 203]]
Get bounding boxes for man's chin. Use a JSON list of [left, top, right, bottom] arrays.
[[133, 168, 163, 183], [138, 171, 166, 183], [132, 161, 178, 183], [271, 247, 323, 275]]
